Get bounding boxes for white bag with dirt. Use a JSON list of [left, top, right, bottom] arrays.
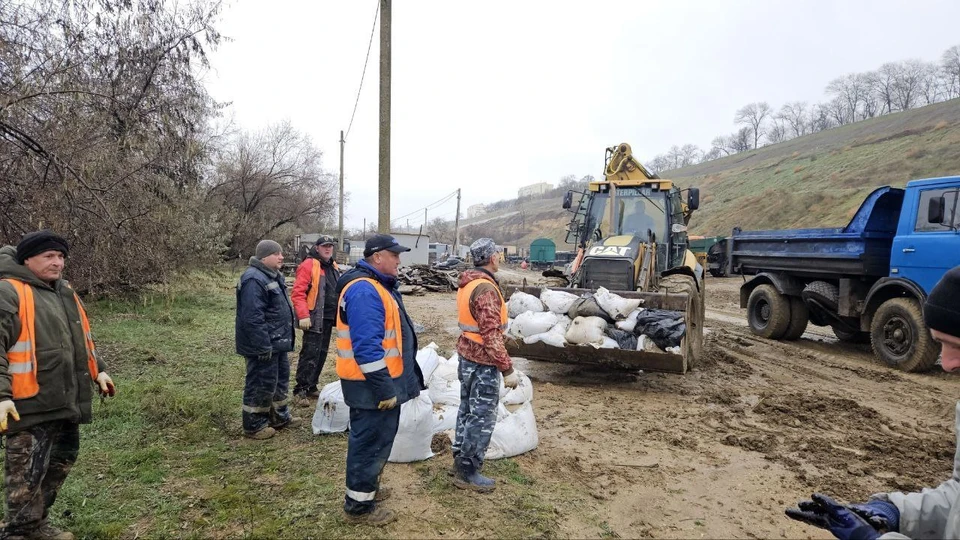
[[564, 316, 608, 345], [500, 370, 534, 405], [594, 287, 643, 320], [388, 393, 435, 463], [540, 289, 579, 315], [416, 344, 441, 382], [507, 292, 545, 318], [522, 329, 567, 348], [615, 308, 645, 332], [312, 381, 350, 434], [512, 311, 560, 338], [433, 403, 459, 433], [485, 402, 539, 459]]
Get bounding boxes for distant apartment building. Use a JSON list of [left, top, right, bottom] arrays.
[[467, 203, 487, 218], [518, 182, 553, 198]]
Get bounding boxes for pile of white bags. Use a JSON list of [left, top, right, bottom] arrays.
[[313, 342, 539, 462], [507, 292, 545, 317]]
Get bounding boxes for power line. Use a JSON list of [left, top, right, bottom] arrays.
[[390, 189, 459, 224], [345, 0, 380, 140]]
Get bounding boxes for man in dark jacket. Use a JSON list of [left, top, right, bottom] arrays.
[[335, 234, 425, 526], [291, 235, 342, 404], [0, 231, 116, 540], [235, 240, 299, 440]]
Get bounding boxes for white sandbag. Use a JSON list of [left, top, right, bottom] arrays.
[[507, 292, 545, 318], [500, 370, 534, 405], [637, 335, 665, 353], [433, 403, 459, 433], [615, 308, 645, 332], [428, 377, 461, 407], [388, 393, 435, 462], [312, 381, 350, 434], [666, 346, 682, 354], [485, 402, 539, 459], [523, 330, 566, 348], [512, 311, 560, 338], [598, 336, 619, 349], [564, 316, 607, 345], [540, 289, 579, 314], [551, 316, 573, 335], [416, 346, 441, 382], [595, 287, 643, 320], [429, 354, 459, 386]]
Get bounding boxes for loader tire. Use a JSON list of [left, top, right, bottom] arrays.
[[747, 284, 791, 339], [781, 297, 809, 341], [869, 298, 940, 372], [659, 274, 704, 368]]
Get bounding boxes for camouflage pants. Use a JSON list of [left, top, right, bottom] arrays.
[[453, 358, 500, 467], [2, 420, 79, 536], [242, 351, 292, 433]]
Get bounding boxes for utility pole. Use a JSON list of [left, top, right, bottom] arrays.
[[363, 218, 366, 240], [338, 130, 345, 251], [406, 218, 410, 233], [424, 208, 428, 230], [377, 0, 391, 233], [453, 188, 461, 254]]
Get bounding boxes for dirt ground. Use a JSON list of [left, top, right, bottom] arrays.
[[392, 273, 960, 539]]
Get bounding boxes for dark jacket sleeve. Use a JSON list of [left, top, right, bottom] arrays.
[[238, 279, 271, 356], [343, 281, 396, 402], [0, 282, 21, 401]]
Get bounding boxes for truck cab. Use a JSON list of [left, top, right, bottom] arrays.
[[732, 176, 960, 372]]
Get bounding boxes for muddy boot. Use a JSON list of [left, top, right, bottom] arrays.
[[343, 506, 397, 526], [31, 523, 75, 540], [244, 426, 276, 440], [375, 486, 392, 502], [453, 458, 495, 493], [273, 416, 303, 430]]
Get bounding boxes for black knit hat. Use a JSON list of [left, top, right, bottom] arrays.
[[15, 231, 69, 264], [924, 265, 960, 337]]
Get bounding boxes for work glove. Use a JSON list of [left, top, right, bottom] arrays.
[[0, 400, 20, 432], [848, 500, 900, 532], [377, 397, 398, 410], [257, 352, 272, 362], [96, 372, 116, 397], [298, 318, 312, 330], [502, 370, 519, 389], [786, 493, 881, 540]]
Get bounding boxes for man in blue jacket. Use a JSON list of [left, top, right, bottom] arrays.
[[335, 234, 425, 526], [235, 240, 300, 440]]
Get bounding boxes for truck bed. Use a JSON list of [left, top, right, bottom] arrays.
[[727, 187, 905, 279]]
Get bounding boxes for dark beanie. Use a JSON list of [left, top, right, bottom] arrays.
[[15, 231, 69, 264], [255, 240, 282, 260], [924, 265, 960, 337]]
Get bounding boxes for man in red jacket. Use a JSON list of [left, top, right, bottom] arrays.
[[291, 235, 342, 405]]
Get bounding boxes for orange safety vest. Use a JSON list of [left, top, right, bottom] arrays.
[[335, 277, 403, 381], [457, 277, 508, 344], [2, 279, 99, 400], [305, 259, 340, 311]]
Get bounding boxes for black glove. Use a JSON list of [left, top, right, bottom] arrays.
[[785, 493, 880, 540], [257, 352, 272, 361]]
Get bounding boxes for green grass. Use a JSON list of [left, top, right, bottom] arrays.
[[1, 272, 574, 538]]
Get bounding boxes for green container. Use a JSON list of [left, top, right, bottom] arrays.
[[529, 238, 556, 264], [688, 236, 724, 253]]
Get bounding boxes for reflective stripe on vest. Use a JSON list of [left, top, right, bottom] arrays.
[[305, 259, 323, 311], [335, 277, 404, 381], [456, 277, 508, 344], [2, 279, 99, 400]]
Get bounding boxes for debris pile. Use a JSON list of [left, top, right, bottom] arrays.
[[397, 265, 459, 295]]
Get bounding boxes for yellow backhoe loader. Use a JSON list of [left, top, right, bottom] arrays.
[[504, 143, 705, 373]]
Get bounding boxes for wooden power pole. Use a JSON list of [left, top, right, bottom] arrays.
[[453, 188, 461, 254], [378, 0, 391, 233]]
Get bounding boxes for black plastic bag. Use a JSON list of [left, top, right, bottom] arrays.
[[632, 309, 686, 350], [605, 326, 638, 350]]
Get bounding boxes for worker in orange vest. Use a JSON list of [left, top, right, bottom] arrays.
[[0, 231, 115, 540], [291, 235, 341, 405]]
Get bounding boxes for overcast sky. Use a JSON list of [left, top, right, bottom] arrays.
[[204, 0, 960, 231]]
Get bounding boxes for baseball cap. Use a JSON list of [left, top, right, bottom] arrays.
[[315, 235, 336, 246], [364, 234, 411, 257]]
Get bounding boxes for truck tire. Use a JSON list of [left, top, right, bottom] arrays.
[[747, 284, 791, 339], [832, 327, 870, 344], [659, 274, 704, 368], [869, 298, 940, 372], [782, 297, 809, 340]]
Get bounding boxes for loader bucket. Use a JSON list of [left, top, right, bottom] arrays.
[[502, 286, 703, 374]]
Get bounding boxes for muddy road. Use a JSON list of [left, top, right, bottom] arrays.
[[395, 275, 960, 539]]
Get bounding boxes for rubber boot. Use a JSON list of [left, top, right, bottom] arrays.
[[453, 457, 495, 493]]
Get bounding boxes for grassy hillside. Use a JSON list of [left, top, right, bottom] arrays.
[[466, 98, 960, 248]]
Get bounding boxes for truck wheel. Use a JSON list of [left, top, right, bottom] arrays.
[[781, 297, 809, 340], [869, 298, 940, 372], [709, 268, 725, 278], [747, 284, 791, 339], [832, 327, 870, 344]]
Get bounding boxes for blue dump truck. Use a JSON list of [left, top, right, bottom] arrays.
[[729, 176, 960, 371]]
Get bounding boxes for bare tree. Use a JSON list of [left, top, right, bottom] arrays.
[[729, 127, 754, 154], [872, 63, 899, 114], [734, 102, 772, 149], [807, 103, 835, 133], [765, 118, 788, 145], [711, 135, 731, 157], [427, 217, 454, 244], [827, 96, 850, 126], [679, 144, 702, 167], [827, 73, 874, 122], [943, 45, 960, 99], [891, 59, 928, 111], [777, 102, 808, 138]]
